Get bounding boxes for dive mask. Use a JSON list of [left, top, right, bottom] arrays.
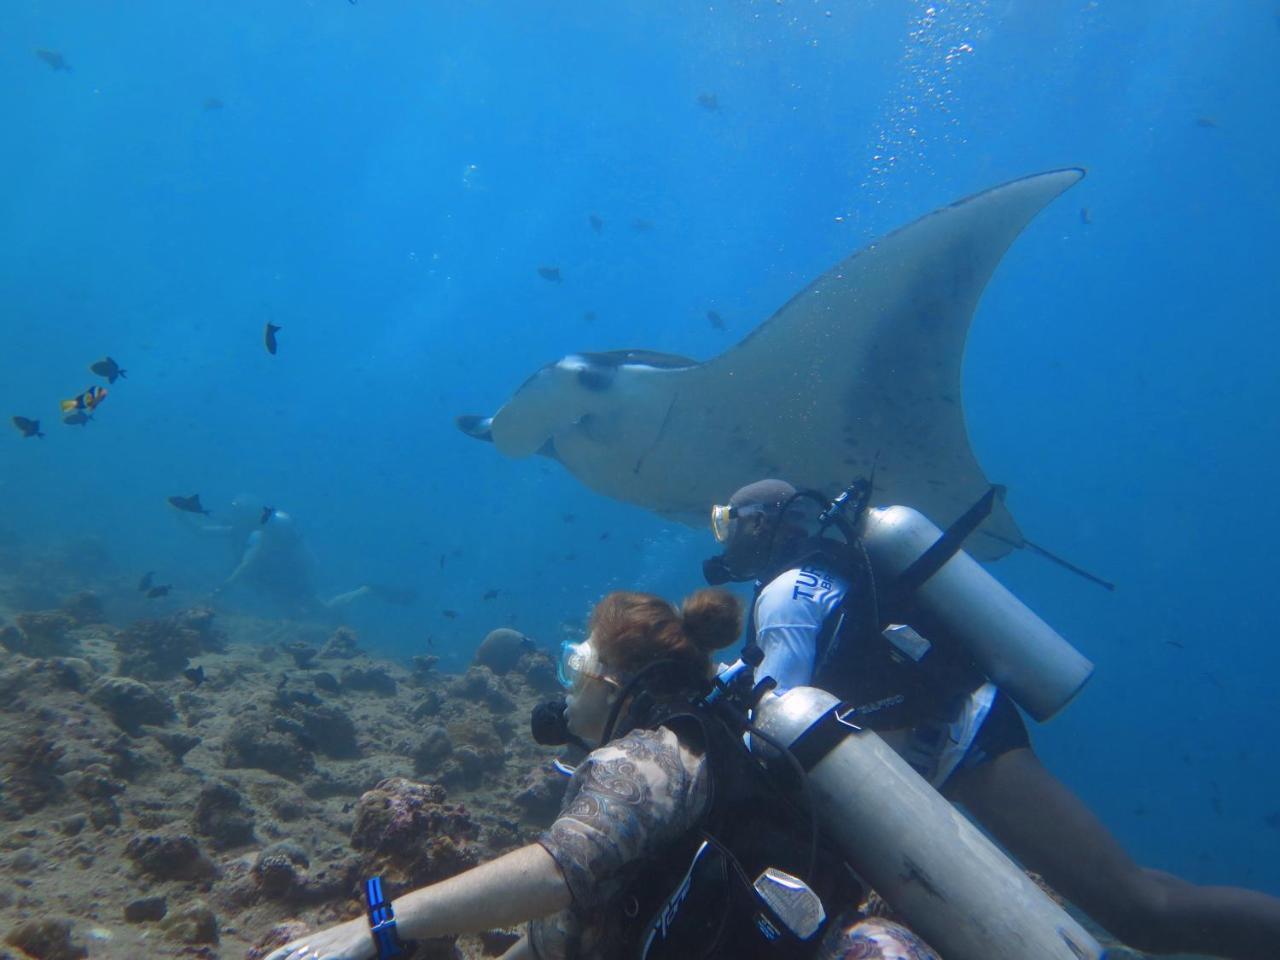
[[710, 503, 738, 544], [557, 637, 617, 691]]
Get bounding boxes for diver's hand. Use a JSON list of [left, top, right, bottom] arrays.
[[262, 918, 373, 960]]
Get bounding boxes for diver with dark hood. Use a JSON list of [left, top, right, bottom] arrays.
[[705, 477, 1280, 960]]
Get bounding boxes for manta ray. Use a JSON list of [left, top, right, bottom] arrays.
[[458, 169, 1083, 561]]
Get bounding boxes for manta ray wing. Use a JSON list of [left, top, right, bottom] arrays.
[[460, 169, 1083, 559]]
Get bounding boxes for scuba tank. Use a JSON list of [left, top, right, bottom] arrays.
[[859, 504, 1093, 722], [752, 684, 1105, 960]]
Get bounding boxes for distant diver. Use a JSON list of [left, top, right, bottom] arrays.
[[35, 49, 70, 72], [264, 322, 282, 355], [696, 91, 719, 110], [537, 266, 562, 283], [137, 571, 155, 592], [89, 356, 127, 383], [588, 213, 604, 233], [11, 416, 43, 439], [456, 169, 1086, 562], [168, 493, 211, 515]]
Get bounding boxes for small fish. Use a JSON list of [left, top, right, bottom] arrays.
[[1079, 207, 1092, 226], [264, 322, 282, 355], [183, 665, 206, 686], [202, 97, 224, 111], [147, 584, 172, 598], [562, 513, 575, 523], [89, 357, 127, 383], [35, 49, 70, 72], [138, 571, 155, 592], [11, 416, 44, 439], [1164, 639, 1185, 649], [442, 609, 459, 620], [439, 553, 446, 569], [599, 532, 610, 541], [60, 385, 108, 414], [631, 218, 653, 233], [1264, 812, 1280, 830], [61, 411, 92, 427], [564, 552, 577, 561], [482, 589, 500, 601], [588, 214, 604, 233], [260, 506, 275, 525], [583, 311, 597, 323], [707, 310, 725, 330], [696, 92, 719, 111], [537, 266, 562, 283], [168, 493, 210, 515], [425, 635, 435, 648], [1195, 116, 1218, 129]]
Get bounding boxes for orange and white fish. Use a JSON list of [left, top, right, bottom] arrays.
[[60, 385, 107, 414]]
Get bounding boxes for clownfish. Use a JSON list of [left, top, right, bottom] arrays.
[[60, 385, 107, 414]]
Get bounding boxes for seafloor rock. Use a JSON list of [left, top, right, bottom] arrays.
[[514, 768, 569, 824], [411, 689, 442, 720], [160, 901, 219, 944], [151, 729, 201, 763], [3, 918, 86, 960], [252, 842, 310, 900], [69, 762, 124, 829], [296, 702, 361, 759], [313, 670, 340, 693], [449, 667, 516, 714], [516, 649, 561, 695], [350, 778, 481, 888], [123, 896, 167, 923], [339, 664, 397, 696], [222, 713, 315, 780], [193, 781, 256, 850], [283, 641, 318, 669], [412, 725, 454, 775], [319, 626, 363, 659], [124, 832, 216, 881], [48, 657, 94, 692], [88, 676, 175, 734], [60, 591, 105, 625], [2, 732, 65, 815], [473, 628, 535, 675], [7, 611, 77, 657], [114, 616, 203, 680], [246, 922, 312, 960]]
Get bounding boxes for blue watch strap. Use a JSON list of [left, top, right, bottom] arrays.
[[364, 876, 404, 959]]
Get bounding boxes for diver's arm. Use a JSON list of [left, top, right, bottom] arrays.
[[395, 844, 569, 938], [223, 530, 264, 586], [753, 580, 822, 692], [262, 845, 568, 960]]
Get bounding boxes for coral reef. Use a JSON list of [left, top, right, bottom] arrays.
[[192, 781, 256, 849], [113, 608, 224, 680], [4, 918, 86, 960], [4, 612, 76, 657], [350, 778, 482, 888], [88, 676, 175, 734], [473, 628, 534, 674]]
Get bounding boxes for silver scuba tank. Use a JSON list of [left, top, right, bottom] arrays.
[[858, 505, 1093, 722], [752, 685, 1105, 960]]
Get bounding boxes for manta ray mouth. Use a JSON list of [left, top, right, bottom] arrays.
[[458, 169, 1086, 559]]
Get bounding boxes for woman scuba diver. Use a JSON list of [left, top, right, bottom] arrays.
[[261, 588, 938, 960]]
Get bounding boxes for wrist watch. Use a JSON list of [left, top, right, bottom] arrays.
[[363, 876, 404, 959]]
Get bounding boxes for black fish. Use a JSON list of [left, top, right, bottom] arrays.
[[260, 506, 275, 525], [12, 416, 44, 439], [168, 493, 210, 515], [439, 553, 446, 569], [1195, 116, 1218, 129], [482, 589, 500, 601], [631, 218, 653, 233], [202, 97, 224, 112], [599, 532, 610, 541], [183, 665, 206, 686], [442, 609, 458, 620], [707, 310, 725, 330], [1079, 207, 1092, 226], [696, 92, 719, 111], [90, 356, 127, 383], [562, 513, 575, 523], [36, 49, 70, 72], [583, 311, 597, 323], [138, 571, 155, 592], [147, 584, 172, 598], [264, 322, 282, 355], [537, 266, 562, 283], [1164, 639, 1185, 649], [61, 411, 92, 427], [588, 214, 604, 233]]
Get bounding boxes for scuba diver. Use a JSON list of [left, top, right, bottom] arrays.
[[704, 477, 1280, 960], [177, 494, 400, 618], [261, 588, 942, 960]]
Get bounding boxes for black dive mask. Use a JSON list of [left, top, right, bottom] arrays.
[[530, 698, 589, 750]]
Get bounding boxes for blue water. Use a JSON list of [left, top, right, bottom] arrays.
[[3, 0, 1277, 896]]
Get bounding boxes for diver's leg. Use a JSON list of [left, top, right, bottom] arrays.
[[945, 746, 1280, 959]]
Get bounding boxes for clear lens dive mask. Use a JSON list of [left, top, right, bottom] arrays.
[[710, 503, 738, 543], [557, 637, 617, 691]]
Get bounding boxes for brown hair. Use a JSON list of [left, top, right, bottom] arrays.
[[589, 588, 743, 678]]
